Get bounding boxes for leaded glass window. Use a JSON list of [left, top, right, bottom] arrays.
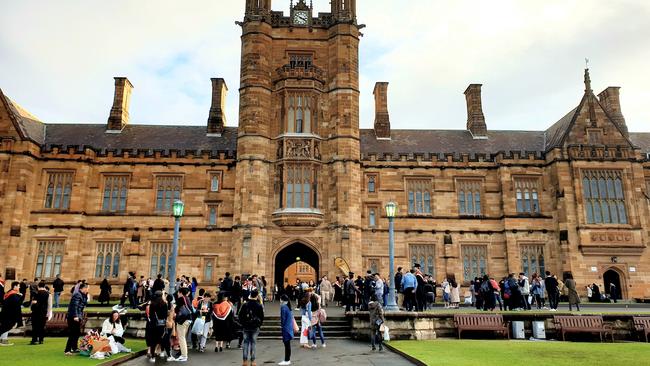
[[462, 245, 487, 281], [407, 179, 432, 215], [150, 242, 172, 278], [520, 245, 545, 276], [582, 170, 627, 224], [155, 176, 182, 212], [286, 93, 315, 134], [457, 180, 482, 216], [369, 208, 376, 227], [283, 164, 317, 209], [208, 205, 218, 226], [514, 177, 540, 214], [102, 175, 128, 212], [410, 244, 435, 277], [95, 242, 121, 278], [44, 172, 73, 209], [35, 240, 64, 278]]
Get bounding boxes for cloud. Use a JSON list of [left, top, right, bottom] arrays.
[[1, 0, 649, 132]]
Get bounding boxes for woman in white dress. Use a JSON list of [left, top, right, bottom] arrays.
[[299, 289, 313, 348]]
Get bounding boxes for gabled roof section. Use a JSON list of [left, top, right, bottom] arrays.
[[543, 69, 636, 152], [0, 89, 46, 144]]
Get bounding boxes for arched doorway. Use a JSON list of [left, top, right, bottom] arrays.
[[603, 268, 623, 301], [274, 242, 320, 292]]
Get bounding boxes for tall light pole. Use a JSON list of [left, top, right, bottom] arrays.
[[168, 200, 184, 295], [385, 201, 399, 311]]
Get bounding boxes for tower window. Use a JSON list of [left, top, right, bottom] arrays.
[[289, 54, 313, 70], [286, 94, 314, 134]]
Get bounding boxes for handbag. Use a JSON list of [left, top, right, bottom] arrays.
[[191, 317, 206, 335], [383, 326, 390, 341]]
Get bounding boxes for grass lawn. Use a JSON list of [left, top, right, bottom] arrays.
[[1, 337, 147, 366], [389, 339, 650, 366]]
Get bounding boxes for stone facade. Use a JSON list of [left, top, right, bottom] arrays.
[[1, 0, 650, 300]]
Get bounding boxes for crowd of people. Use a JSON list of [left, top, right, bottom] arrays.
[[0, 264, 627, 362]]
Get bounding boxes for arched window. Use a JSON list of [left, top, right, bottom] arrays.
[[369, 208, 376, 227], [368, 176, 376, 193]]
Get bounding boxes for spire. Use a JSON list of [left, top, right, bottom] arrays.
[[584, 59, 592, 93]]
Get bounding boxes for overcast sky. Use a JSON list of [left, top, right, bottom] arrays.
[[1, 0, 649, 132]]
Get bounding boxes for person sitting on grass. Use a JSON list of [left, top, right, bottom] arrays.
[[101, 310, 127, 346], [0, 282, 23, 346]]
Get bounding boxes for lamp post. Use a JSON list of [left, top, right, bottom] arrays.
[[168, 200, 184, 295], [385, 201, 399, 311]]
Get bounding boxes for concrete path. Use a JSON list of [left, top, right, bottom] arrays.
[[122, 340, 415, 366]]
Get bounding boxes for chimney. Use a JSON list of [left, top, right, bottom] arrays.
[[464, 84, 487, 139], [207, 78, 228, 136], [107, 77, 133, 132], [373, 82, 391, 139], [598, 87, 628, 138]]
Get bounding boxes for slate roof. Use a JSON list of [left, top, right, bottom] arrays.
[[359, 129, 546, 158], [2, 89, 648, 158]]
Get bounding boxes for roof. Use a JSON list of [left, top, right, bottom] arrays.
[[43, 124, 238, 156], [360, 129, 546, 158], [630, 133, 650, 154]]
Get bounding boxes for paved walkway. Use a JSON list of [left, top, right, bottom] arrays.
[[123, 340, 414, 366]]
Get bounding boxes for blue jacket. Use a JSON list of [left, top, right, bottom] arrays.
[[67, 291, 87, 320], [280, 303, 294, 342], [401, 272, 417, 290]]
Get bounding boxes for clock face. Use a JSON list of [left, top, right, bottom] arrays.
[[293, 10, 309, 25]]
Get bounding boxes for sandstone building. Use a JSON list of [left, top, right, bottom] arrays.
[[1, 0, 650, 300]]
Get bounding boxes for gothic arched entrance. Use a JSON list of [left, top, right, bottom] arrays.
[[274, 242, 320, 292], [603, 268, 624, 301]]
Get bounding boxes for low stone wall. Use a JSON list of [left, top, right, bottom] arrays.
[[348, 311, 647, 341]]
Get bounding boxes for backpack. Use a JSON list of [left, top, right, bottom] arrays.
[[240, 302, 261, 329], [479, 281, 491, 296]]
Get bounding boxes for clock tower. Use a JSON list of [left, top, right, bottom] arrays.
[[234, 0, 363, 283], [290, 0, 312, 27]]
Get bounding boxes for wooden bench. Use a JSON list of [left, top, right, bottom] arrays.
[[24, 312, 87, 334], [453, 314, 509, 339], [633, 316, 650, 342], [553, 315, 613, 342]]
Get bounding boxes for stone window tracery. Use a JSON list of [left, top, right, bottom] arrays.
[[155, 176, 182, 212], [282, 164, 318, 209], [95, 242, 121, 278], [35, 240, 64, 279], [44, 171, 73, 210], [150, 242, 172, 278], [514, 177, 540, 214], [102, 175, 129, 212], [457, 179, 482, 216], [582, 170, 627, 224], [520, 244, 545, 276], [462, 245, 487, 281], [207, 205, 218, 226], [407, 179, 432, 215], [410, 244, 435, 277], [286, 93, 315, 134]]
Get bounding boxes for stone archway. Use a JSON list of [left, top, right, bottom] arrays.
[[603, 268, 625, 301], [273, 241, 320, 293]]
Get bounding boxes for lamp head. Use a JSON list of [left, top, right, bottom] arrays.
[[172, 200, 185, 218], [385, 201, 397, 218]]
